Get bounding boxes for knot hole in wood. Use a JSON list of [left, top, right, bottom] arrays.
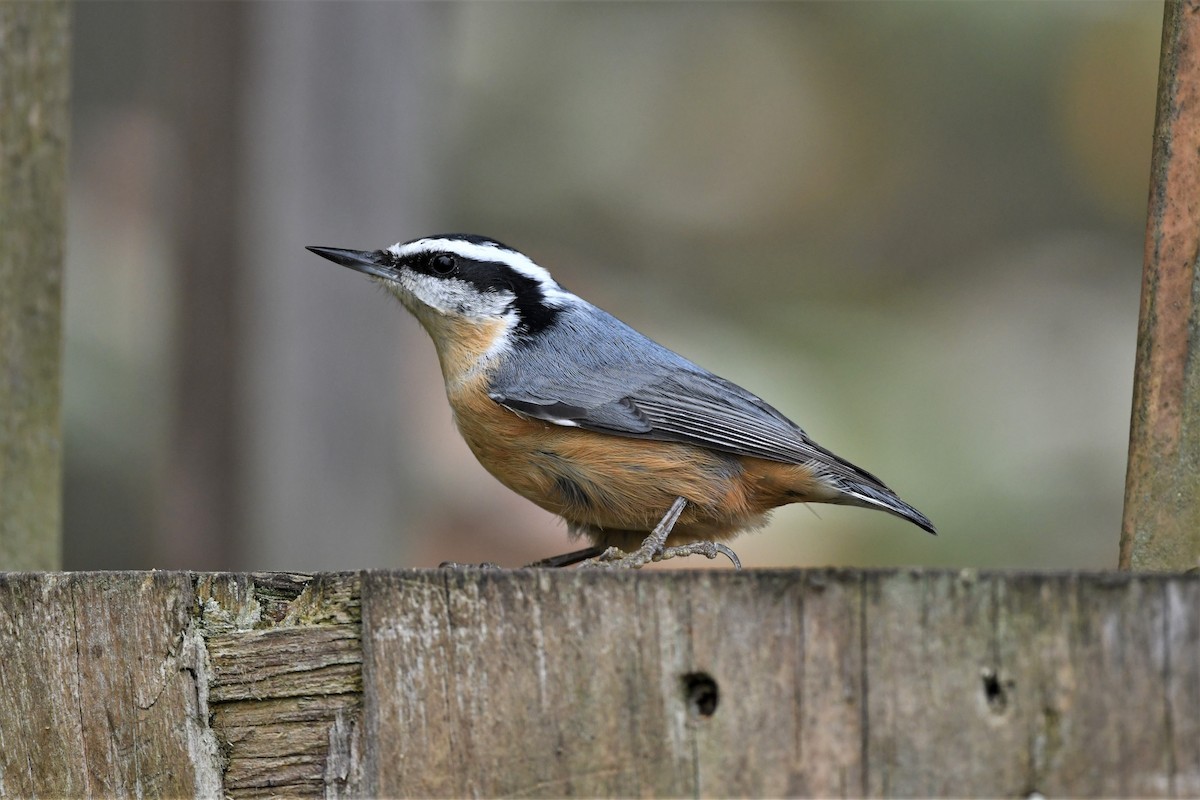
[[681, 671, 719, 718]]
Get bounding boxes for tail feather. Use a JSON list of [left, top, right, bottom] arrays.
[[837, 481, 937, 535], [802, 436, 937, 535]]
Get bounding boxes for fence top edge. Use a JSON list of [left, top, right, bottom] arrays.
[[0, 567, 1194, 584]]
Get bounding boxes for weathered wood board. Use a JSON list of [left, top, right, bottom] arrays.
[[1121, 0, 1200, 571], [0, 569, 1196, 798], [0, 0, 69, 570], [0, 572, 220, 797]]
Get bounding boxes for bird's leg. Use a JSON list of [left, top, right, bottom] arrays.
[[578, 497, 741, 570], [576, 497, 686, 569], [621, 495, 689, 567], [524, 545, 607, 568]]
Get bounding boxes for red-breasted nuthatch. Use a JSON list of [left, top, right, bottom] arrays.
[[308, 235, 935, 569]]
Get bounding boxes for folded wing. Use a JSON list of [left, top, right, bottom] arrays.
[[485, 304, 935, 534]]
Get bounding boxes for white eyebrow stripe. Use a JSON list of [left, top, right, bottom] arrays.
[[387, 238, 577, 307]]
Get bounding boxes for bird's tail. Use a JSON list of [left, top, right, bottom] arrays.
[[803, 437, 936, 535], [836, 479, 937, 535]]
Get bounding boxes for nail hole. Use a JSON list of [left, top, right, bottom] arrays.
[[981, 667, 1010, 713], [682, 671, 719, 717]]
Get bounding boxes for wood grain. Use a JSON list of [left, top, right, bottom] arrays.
[[1121, 0, 1200, 570], [0, 569, 1196, 797], [197, 572, 363, 798], [0, 572, 221, 797], [364, 569, 1200, 799]]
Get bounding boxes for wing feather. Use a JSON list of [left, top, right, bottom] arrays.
[[486, 301, 898, 499]]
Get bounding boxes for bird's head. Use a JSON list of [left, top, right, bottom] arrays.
[[308, 234, 575, 381]]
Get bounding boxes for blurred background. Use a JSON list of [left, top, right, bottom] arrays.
[[64, 1, 1160, 571]]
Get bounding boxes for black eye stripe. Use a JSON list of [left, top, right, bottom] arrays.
[[404, 251, 563, 338]]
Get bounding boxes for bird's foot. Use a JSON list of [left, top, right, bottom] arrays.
[[578, 541, 742, 570], [659, 541, 742, 569], [575, 497, 743, 570]]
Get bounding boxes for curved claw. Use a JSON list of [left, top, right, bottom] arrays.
[[657, 541, 743, 570], [714, 543, 742, 570]]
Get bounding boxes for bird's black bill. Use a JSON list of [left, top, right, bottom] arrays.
[[306, 246, 395, 280]]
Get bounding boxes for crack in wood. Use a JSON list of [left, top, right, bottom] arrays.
[[1, 570, 1198, 797], [197, 572, 363, 798]]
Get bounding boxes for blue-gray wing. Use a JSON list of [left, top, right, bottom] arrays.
[[486, 303, 937, 535], [485, 303, 882, 486]]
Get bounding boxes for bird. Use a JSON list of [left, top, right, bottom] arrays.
[[308, 234, 935, 569]]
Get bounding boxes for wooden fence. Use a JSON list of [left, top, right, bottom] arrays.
[[1, 569, 1195, 797]]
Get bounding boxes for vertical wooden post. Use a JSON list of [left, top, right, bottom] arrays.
[[1121, 0, 1200, 571], [0, 2, 69, 570]]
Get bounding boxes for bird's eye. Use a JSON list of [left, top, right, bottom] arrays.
[[431, 254, 456, 275]]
